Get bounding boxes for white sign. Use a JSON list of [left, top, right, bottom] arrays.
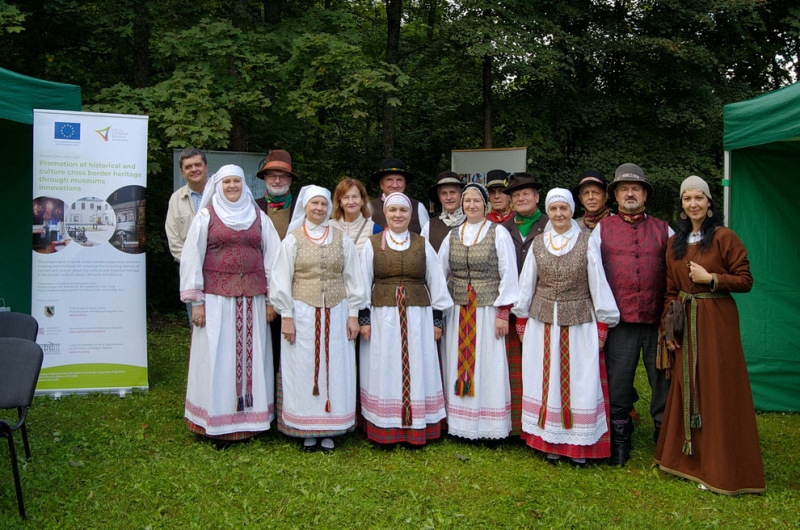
[[32, 109, 149, 396]]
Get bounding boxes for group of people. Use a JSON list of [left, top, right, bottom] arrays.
[[165, 148, 764, 496]]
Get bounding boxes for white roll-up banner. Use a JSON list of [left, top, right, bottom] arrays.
[[32, 109, 149, 396]]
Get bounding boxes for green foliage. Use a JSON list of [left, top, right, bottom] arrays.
[[0, 1, 25, 33]]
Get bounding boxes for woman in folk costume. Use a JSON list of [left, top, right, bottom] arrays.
[[270, 185, 367, 454], [654, 176, 764, 494], [438, 183, 518, 440], [358, 192, 454, 445], [513, 188, 619, 466], [181, 165, 281, 446]]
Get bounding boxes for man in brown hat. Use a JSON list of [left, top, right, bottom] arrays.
[[255, 149, 298, 240], [368, 158, 429, 234], [166, 148, 209, 326], [421, 170, 465, 252], [500, 171, 549, 437], [590, 162, 673, 466], [485, 170, 513, 223], [572, 170, 612, 233]]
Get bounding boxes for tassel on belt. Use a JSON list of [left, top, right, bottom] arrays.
[[678, 290, 731, 455]]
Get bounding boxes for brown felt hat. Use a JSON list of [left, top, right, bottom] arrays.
[[256, 150, 298, 180], [502, 172, 544, 195]]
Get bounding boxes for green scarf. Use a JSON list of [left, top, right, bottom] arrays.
[[515, 209, 542, 238]]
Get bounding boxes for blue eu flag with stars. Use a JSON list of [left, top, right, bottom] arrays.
[[54, 122, 81, 140]]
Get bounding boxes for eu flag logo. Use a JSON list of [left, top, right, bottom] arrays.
[[54, 122, 81, 140]]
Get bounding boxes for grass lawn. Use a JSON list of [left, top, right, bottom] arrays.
[[1, 314, 798, 529]]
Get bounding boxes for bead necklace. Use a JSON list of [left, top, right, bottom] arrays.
[[460, 218, 487, 245], [388, 231, 409, 245], [548, 231, 572, 251], [303, 223, 329, 244]]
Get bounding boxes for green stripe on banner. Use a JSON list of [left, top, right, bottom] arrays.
[[37, 363, 148, 390]]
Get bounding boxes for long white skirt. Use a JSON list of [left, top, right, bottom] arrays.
[[185, 294, 274, 435], [360, 305, 446, 429], [444, 305, 511, 439], [521, 317, 606, 446], [280, 298, 356, 432]]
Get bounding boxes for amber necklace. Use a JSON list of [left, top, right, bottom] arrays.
[[460, 218, 488, 245], [302, 222, 329, 245], [388, 230, 409, 245], [548, 231, 572, 251]]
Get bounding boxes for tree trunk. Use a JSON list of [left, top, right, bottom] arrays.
[[382, 0, 402, 158], [132, 1, 150, 89], [482, 54, 492, 149]]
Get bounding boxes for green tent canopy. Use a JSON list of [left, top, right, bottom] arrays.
[[0, 68, 82, 314], [723, 82, 800, 411]]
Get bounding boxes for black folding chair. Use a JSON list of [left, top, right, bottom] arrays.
[[0, 337, 44, 519], [0, 311, 39, 341]]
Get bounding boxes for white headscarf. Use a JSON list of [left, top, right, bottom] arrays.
[[287, 185, 333, 234], [197, 164, 257, 231], [545, 187, 575, 214], [383, 192, 411, 212]]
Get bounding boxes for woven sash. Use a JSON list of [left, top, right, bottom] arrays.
[[397, 284, 412, 426], [235, 296, 254, 411], [312, 306, 333, 413], [678, 290, 731, 455], [537, 324, 573, 429], [455, 284, 478, 397]]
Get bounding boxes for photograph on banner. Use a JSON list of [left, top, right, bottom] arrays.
[[32, 109, 149, 396]]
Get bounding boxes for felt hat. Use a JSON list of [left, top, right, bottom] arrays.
[[485, 169, 509, 189], [571, 169, 613, 208], [428, 171, 464, 203], [502, 171, 544, 195], [370, 158, 415, 185], [256, 150, 298, 180], [607, 163, 654, 197]]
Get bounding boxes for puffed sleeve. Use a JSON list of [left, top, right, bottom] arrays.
[[179, 209, 210, 302], [359, 239, 375, 309], [418, 205, 430, 230], [587, 234, 620, 326], [512, 244, 538, 318], [341, 235, 368, 316], [259, 211, 282, 303], [494, 225, 519, 307], [424, 240, 454, 312], [268, 233, 299, 317], [438, 231, 451, 276]]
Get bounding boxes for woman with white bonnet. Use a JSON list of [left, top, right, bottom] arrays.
[[438, 182, 518, 441], [654, 175, 764, 494], [358, 192, 453, 446], [270, 185, 366, 454], [181, 164, 281, 447], [513, 187, 619, 466]]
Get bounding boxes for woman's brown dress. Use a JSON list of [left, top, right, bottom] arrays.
[[654, 227, 765, 494]]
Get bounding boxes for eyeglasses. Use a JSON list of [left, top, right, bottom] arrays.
[[265, 174, 291, 182]]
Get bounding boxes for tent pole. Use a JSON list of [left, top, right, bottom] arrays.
[[723, 150, 731, 228]]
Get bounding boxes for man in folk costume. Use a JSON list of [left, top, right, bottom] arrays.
[[255, 149, 298, 240], [572, 170, 613, 233], [485, 170, 513, 224], [255, 149, 299, 376], [368, 158, 430, 234], [421, 170, 465, 252], [500, 171, 549, 437], [590, 163, 673, 466]]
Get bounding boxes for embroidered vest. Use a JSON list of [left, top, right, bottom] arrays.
[[369, 197, 423, 234], [290, 227, 347, 308], [447, 224, 500, 307], [203, 205, 267, 297], [369, 233, 431, 307], [529, 232, 593, 326], [600, 215, 669, 324]]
